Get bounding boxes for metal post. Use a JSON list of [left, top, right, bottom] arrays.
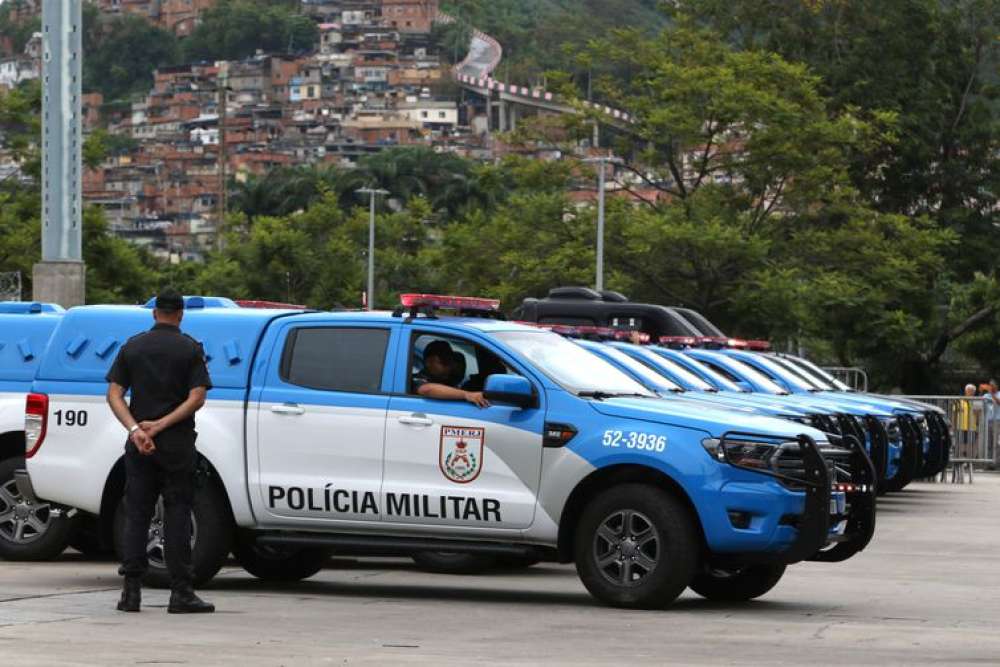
[[217, 66, 228, 251], [356, 187, 388, 310], [34, 0, 85, 306], [368, 192, 375, 310], [582, 156, 622, 293], [596, 161, 605, 291]]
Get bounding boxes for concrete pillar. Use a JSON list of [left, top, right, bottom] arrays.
[[32, 261, 86, 307]]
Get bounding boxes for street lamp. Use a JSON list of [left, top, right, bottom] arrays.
[[582, 155, 623, 292], [356, 187, 389, 310]]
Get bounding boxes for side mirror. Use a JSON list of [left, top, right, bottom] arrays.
[[484, 374, 535, 409]]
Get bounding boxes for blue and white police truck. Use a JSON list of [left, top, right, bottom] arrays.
[[18, 294, 876, 608], [0, 302, 74, 560]]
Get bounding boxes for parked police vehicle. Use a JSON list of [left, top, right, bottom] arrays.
[[16, 294, 878, 608], [516, 287, 951, 493], [512, 287, 770, 350], [0, 302, 76, 560]]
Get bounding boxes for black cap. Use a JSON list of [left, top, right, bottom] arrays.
[[154, 288, 184, 312]]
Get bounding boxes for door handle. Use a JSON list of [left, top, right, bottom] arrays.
[[398, 414, 434, 427], [270, 404, 305, 415]]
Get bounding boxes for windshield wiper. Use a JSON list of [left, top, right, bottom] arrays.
[[577, 391, 653, 400]]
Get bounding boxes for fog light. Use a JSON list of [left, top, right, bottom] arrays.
[[727, 510, 752, 529]]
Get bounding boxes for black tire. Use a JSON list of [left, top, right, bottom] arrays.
[[411, 551, 499, 574], [234, 539, 329, 581], [112, 477, 233, 589], [574, 483, 698, 609], [688, 563, 786, 602], [882, 470, 911, 493], [0, 457, 75, 561]]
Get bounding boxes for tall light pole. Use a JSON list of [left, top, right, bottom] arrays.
[[582, 155, 622, 292], [356, 187, 389, 310], [34, 0, 84, 306]]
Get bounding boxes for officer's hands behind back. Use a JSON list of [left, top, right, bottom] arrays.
[[130, 427, 156, 455]]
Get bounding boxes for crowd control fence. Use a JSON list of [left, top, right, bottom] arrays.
[[898, 395, 999, 482]]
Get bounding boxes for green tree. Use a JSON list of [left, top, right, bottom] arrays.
[[0, 81, 159, 303], [182, 0, 318, 62], [82, 4, 181, 102]]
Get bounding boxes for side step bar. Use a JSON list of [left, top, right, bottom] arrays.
[[256, 532, 556, 560]]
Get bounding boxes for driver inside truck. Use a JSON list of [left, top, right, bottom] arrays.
[[412, 340, 490, 408]]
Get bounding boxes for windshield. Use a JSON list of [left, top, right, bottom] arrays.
[[696, 354, 789, 395], [768, 355, 833, 390], [784, 355, 853, 391], [497, 331, 654, 396], [627, 347, 716, 392], [737, 354, 815, 393], [658, 350, 745, 392], [581, 344, 683, 393]]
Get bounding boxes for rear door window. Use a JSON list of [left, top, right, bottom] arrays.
[[281, 327, 390, 394]]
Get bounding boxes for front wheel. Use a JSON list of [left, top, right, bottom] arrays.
[[234, 538, 329, 581], [113, 478, 233, 589], [688, 563, 786, 601], [0, 457, 75, 561], [574, 483, 698, 609]]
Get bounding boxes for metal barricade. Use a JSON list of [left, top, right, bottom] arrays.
[[824, 367, 869, 392], [897, 395, 999, 481]]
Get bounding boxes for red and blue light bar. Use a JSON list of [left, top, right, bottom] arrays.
[[399, 293, 501, 312]]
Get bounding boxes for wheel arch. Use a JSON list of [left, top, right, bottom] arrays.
[[556, 463, 708, 563], [0, 431, 25, 463]]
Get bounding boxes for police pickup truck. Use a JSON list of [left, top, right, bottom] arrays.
[[19, 294, 876, 608], [0, 302, 74, 560]]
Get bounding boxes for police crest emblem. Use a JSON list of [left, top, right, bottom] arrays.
[[439, 426, 485, 483]]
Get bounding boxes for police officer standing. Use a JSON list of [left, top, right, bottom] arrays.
[[105, 289, 215, 614]]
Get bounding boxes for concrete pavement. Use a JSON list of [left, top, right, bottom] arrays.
[[1, 475, 999, 665]]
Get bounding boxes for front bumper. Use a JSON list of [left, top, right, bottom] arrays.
[[710, 434, 877, 565]]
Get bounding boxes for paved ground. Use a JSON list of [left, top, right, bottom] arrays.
[[1, 475, 999, 666]]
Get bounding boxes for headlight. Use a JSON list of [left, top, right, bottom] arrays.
[[702, 436, 794, 470]]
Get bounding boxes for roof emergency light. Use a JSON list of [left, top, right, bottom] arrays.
[[659, 336, 699, 349], [611, 330, 651, 344], [396, 293, 503, 320], [399, 293, 500, 311]]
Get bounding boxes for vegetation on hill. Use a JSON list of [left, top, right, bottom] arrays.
[[181, 0, 318, 63], [440, 0, 668, 89]]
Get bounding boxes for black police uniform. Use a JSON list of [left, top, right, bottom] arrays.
[[106, 322, 212, 591]]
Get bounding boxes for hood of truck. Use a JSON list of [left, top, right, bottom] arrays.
[[587, 397, 825, 441]]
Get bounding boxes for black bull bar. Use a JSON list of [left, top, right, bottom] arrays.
[[717, 434, 877, 566]]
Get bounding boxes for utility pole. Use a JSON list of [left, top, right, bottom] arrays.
[[356, 187, 388, 310], [216, 66, 229, 251], [33, 0, 84, 307], [582, 155, 623, 292]]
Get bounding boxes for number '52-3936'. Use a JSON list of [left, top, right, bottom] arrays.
[[601, 430, 666, 452]]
